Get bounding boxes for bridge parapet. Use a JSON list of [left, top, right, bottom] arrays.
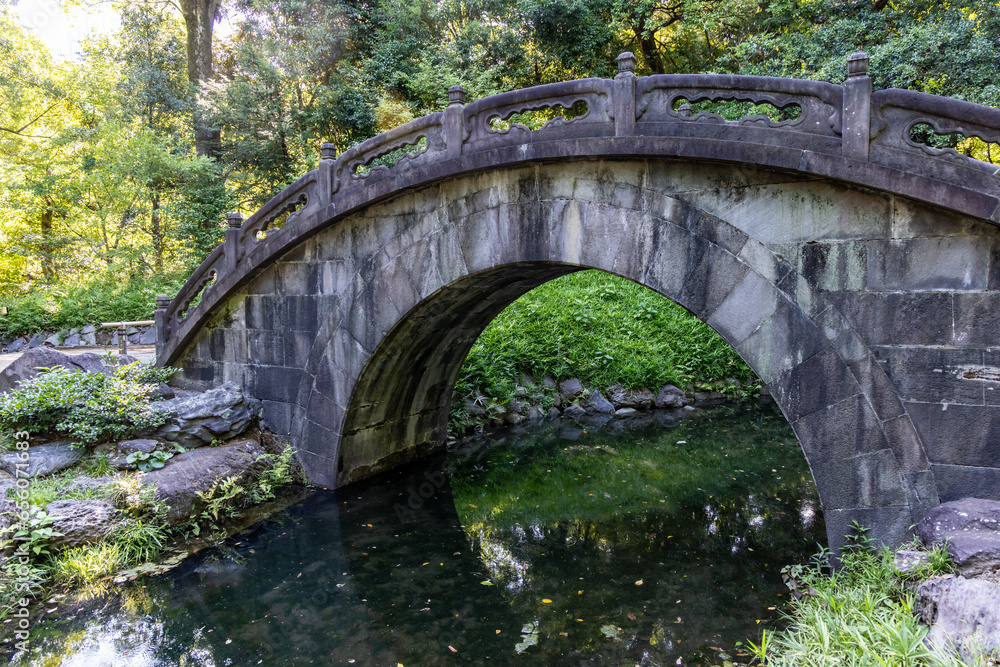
[[157, 51, 1000, 362]]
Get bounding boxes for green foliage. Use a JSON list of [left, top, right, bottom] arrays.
[[0, 271, 186, 337], [126, 444, 185, 472], [0, 505, 62, 557], [757, 527, 977, 667], [247, 445, 297, 504], [0, 363, 173, 444], [108, 517, 167, 565], [111, 472, 161, 518], [454, 270, 756, 405], [6, 468, 113, 506]]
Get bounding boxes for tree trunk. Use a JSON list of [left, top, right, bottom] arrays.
[[40, 200, 55, 281], [151, 191, 164, 272], [179, 0, 222, 156], [633, 26, 665, 74]]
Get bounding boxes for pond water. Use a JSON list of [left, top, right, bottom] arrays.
[[9, 404, 825, 666]]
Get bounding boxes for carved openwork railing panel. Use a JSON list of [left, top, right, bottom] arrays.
[[331, 113, 446, 195], [463, 79, 615, 152], [636, 74, 843, 145], [160, 244, 224, 341], [240, 171, 320, 246], [871, 89, 1000, 186]]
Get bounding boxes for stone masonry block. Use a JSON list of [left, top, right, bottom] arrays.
[[707, 268, 779, 348], [867, 237, 990, 291], [908, 402, 1000, 468]]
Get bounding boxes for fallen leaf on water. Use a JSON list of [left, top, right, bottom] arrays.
[[419, 608, 430, 612], [542, 599, 553, 603], [628, 613, 636, 620], [448, 646, 457, 653], [559, 632, 568, 637], [468, 504, 477, 508], [296, 573, 302, 578], [496, 630, 501, 634], [635, 579, 643, 586], [480, 581, 494, 585]]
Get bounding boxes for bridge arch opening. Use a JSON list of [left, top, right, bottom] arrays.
[[326, 211, 903, 555]]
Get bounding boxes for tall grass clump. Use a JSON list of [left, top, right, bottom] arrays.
[[455, 270, 757, 402], [752, 530, 984, 667]]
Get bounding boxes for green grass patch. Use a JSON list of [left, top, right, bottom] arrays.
[[455, 270, 757, 401]]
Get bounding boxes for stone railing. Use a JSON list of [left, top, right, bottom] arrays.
[[155, 51, 1000, 361]]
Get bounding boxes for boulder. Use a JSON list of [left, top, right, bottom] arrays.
[[0, 441, 83, 478], [584, 390, 614, 414], [46, 499, 116, 550], [81, 324, 96, 335], [526, 405, 543, 422], [917, 498, 1000, 577], [62, 334, 81, 347], [917, 575, 1000, 659], [558, 378, 584, 400], [0, 348, 136, 394], [3, 338, 25, 354], [542, 375, 557, 388], [117, 439, 159, 455], [895, 549, 931, 574], [25, 334, 45, 349], [655, 385, 687, 409], [563, 403, 587, 419], [606, 385, 655, 409], [139, 328, 156, 345], [141, 440, 269, 524], [546, 407, 561, 420], [615, 407, 638, 417], [149, 381, 260, 449]]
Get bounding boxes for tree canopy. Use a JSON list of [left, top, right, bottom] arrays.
[[0, 0, 997, 301]]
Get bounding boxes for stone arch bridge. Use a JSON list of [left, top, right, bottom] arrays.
[[155, 52, 1000, 551]]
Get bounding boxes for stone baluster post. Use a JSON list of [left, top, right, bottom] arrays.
[[614, 52, 637, 137], [445, 85, 466, 160], [224, 212, 244, 274], [318, 143, 337, 206], [153, 294, 171, 359], [843, 51, 871, 161]]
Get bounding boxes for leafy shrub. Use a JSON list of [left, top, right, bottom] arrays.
[[0, 362, 175, 444]]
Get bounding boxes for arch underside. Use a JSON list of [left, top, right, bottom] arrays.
[[174, 159, 1000, 551]]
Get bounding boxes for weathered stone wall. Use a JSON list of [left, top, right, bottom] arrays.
[[173, 158, 1000, 552]]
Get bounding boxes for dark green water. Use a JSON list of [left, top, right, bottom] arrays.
[[9, 405, 825, 666]]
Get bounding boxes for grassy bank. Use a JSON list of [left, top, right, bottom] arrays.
[[451, 270, 759, 427], [753, 532, 992, 667], [0, 273, 188, 338]]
